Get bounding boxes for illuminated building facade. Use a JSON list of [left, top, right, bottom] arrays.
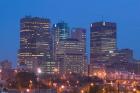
[[90, 22, 117, 65], [52, 22, 70, 66], [109, 49, 133, 63], [18, 16, 55, 74], [52, 25, 87, 74], [71, 28, 87, 74], [55, 38, 87, 74], [106, 49, 134, 72], [53, 21, 70, 42], [71, 28, 86, 53], [127, 61, 140, 74]]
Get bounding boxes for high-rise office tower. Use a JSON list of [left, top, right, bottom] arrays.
[[90, 22, 117, 65], [52, 21, 70, 62], [52, 24, 87, 74], [53, 21, 70, 42], [71, 28, 86, 52], [56, 38, 87, 74], [71, 28, 87, 74], [18, 16, 55, 74], [71, 28, 86, 41]]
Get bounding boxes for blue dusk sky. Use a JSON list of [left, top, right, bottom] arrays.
[[0, 0, 140, 66]]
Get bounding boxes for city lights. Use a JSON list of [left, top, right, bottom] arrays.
[[0, 1, 140, 92], [37, 68, 42, 74]]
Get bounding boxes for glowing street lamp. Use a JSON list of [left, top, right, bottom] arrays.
[[0, 69, 2, 80], [14, 69, 17, 73], [81, 90, 84, 93], [26, 89, 30, 92], [90, 83, 94, 86], [37, 68, 42, 74], [69, 71, 72, 74], [53, 68, 59, 74], [76, 80, 79, 84], [61, 85, 65, 89], [0, 69, 2, 73], [37, 68, 42, 93], [133, 88, 136, 92], [29, 80, 33, 89], [59, 85, 65, 92]]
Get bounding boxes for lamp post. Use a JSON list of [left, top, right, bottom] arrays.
[[0, 69, 2, 80], [28, 80, 32, 93], [37, 68, 42, 93], [117, 81, 120, 93], [133, 88, 136, 93], [0, 69, 2, 91], [53, 68, 59, 74]]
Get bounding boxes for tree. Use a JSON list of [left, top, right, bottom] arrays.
[[15, 72, 37, 90], [89, 85, 101, 93]]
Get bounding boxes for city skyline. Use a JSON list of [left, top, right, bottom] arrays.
[[0, 0, 140, 66]]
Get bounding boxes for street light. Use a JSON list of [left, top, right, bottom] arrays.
[[53, 68, 59, 74], [0, 69, 2, 73], [90, 83, 94, 87], [133, 88, 136, 92], [37, 68, 42, 93], [0, 68, 2, 90], [0, 69, 2, 80], [37, 68, 42, 74], [59, 85, 65, 92], [61, 85, 65, 89], [26, 89, 30, 93], [81, 90, 84, 93], [14, 69, 17, 73], [29, 80, 32, 92]]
